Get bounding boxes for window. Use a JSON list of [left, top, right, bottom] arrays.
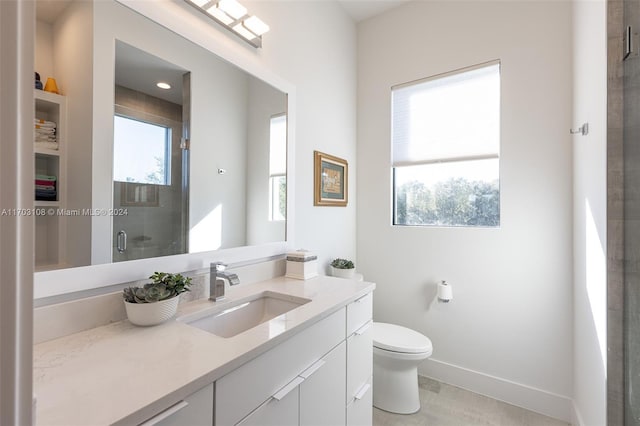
[[113, 115, 171, 185], [269, 114, 287, 221], [392, 61, 500, 227]]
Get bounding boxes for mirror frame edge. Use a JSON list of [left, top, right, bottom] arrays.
[[34, 0, 297, 300]]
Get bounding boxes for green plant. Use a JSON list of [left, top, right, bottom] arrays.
[[330, 258, 355, 269], [123, 272, 193, 304]]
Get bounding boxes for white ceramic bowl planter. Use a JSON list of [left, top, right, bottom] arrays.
[[123, 272, 192, 326], [124, 295, 180, 326], [330, 258, 356, 279], [330, 266, 356, 279]]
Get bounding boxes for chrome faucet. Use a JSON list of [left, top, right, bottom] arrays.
[[210, 262, 240, 302]]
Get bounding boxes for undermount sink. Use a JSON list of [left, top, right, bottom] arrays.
[[179, 291, 311, 338]]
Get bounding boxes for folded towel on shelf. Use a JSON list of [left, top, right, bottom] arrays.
[[34, 119, 56, 128], [35, 130, 56, 135], [35, 137, 57, 144], [35, 192, 57, 202], [35, 141, 59, 150], [34, 171, 57, 201], [35, 134, 56, 140]]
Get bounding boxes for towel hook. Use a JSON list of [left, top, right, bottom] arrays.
[[570, 123, 589, 136]]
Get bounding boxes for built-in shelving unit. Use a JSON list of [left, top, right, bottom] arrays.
[[34, 89, 67, 270]]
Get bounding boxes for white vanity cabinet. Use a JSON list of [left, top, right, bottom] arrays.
[[214, 290, 374, 426], [139, 383, 214, 426], [215, 308, 346, 426], [346, 293, 373, 426], [237, 342, 346, 426]]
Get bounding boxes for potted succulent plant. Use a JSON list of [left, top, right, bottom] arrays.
[[123, 272, 192, 326], [330, 258, 356, 279]]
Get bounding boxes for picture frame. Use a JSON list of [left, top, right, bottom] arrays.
[[314, 150, 348, 206], [120, 183, 160, 207]]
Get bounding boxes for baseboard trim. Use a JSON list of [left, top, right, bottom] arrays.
[[420, 358, 573, 423], [572, 400, 584, 426]]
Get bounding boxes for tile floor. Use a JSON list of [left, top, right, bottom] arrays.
[[373, 377, 570, 426]]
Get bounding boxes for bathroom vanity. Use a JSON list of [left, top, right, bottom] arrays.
[[33, 276, 374, 425]]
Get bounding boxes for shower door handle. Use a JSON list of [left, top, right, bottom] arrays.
[[117, 230, 127, 253], [625, 25, 633, 60]]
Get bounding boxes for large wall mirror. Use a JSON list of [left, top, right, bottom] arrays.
[[34, 0, 294, 299]]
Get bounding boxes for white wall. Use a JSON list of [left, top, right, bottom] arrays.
[[35, 20, 54, 85], [245, 0, 358, 267], [357, 1, 574, 421], [0, 1, 35, 423], [572, 0, 608, 424]]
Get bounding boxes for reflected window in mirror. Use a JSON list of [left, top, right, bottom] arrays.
[[269, 114, 287, 222], [113, 115, 171, 185]]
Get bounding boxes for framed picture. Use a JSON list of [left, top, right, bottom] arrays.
[[314, 150, 348, 206], [121, 183, 160, 207]]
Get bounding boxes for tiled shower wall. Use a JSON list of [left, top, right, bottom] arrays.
[[608, 0, 624, 424], [623, 0, 640, 421]]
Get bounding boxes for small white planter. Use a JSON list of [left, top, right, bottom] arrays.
[[124, 295, 179, 326], [330, 266, 356, 279]]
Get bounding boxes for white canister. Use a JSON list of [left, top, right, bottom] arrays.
[[286, 250, 318, 280]]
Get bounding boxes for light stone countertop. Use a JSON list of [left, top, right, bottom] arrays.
[[33, 275, 375, 426]]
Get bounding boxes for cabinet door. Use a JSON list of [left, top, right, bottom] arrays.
[[347, 321, 372, 404], [299, 342, 346, 426], [139, 383, 213, 426], [216, 308, 345, 426], [346, 377, 372, 426], [237, 384, 299, 426]]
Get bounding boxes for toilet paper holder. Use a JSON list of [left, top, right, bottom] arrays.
[[437, 280, 453, 303]]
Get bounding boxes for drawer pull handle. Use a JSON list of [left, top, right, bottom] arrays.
[[354, 294, 369, 304], [354, 383, 371, 401], [299, 359, 326, 379], [355, 321, 372, 336], [272, 376, 305, 401], [139, 400, 189, 425]]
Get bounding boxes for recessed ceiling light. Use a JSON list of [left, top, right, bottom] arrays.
[[157, 82, 171, 90]]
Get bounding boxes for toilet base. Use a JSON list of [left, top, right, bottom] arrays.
[[372, 347, 427, 414]]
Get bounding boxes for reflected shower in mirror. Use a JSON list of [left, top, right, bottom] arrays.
[[112, 41, 190, 262]]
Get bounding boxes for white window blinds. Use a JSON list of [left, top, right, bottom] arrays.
[[269, 114, 287, 175], [391, 62, 500, 166]]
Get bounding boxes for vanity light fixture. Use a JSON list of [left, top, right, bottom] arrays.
[[156, 82, 171, 89], [184, 0, 270, 48]]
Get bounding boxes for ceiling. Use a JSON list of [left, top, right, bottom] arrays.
[[337, 0, 410, 22], [115, 41, 187, 105]]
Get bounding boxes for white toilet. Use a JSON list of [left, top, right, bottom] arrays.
[[372, 322, 433, 414]]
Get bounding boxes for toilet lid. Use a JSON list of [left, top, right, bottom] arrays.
[[373, 322, 432, 354]]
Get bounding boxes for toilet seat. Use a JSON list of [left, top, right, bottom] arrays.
[[373, 322, 433, 355]]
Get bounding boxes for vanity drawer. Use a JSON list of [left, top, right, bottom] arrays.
[[346, 292, 372, 336], [346, 321, 372, 404], [236, 385, 299, 426], [216, 308, 346, 426], [346, 376, 372, 426], [139, 383, 213, 426]]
